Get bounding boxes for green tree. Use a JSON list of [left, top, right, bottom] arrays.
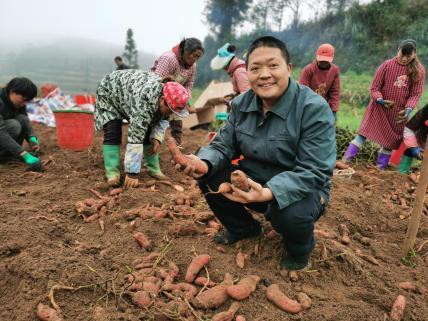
[[123, 28, 139, 69], [204, 0, 253, 41]]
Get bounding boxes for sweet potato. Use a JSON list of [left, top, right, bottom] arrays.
[[142, 279, 161, 295], [296, 292, 311, 310], [109, 187, 123, 196], [390, 295, 406, 321], [236, 251, 246, 269], [89, 188, 104, 199], [194, 276, 216, 287], [205, 182, 233, 195], [204, 227, 218, 237], [226, 275, 260, 300], [192, 273, 233, 309], [212, 302, 240, 321], [154, 210, 168, 219], [169, 221, 200, 236], [169, 262, 180, 280], [230, 170, 250, 192], [266, 284, 302, 314], [133, 252, 160, 267], [167, 137, 206, 172], [235, 316, 246, 321], [132, 291, 152, 308], [185, 254, 211, 283], [175, 283, 198, 300], [129, 282, 143, 291], [338, 224, 351, 245], [133, 232, 152, 250], [207, 220, 222, 230], [266, 230, 279, 240], [83, 198, 96, 207], [314, 229, 332, 239], [84, 213, 98, 223], [37, 303, 63, 321], [398, 281, 416, 292], [215, 246, 227, 253], [106, 196, 116, 210], [335, 160, 350, 170]]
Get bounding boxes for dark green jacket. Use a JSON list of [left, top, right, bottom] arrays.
[[197, 79, 336, 209]]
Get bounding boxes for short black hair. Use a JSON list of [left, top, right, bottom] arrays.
[[114, 56, 123, 62], [246, 36, 290, 66], [6, 77, 37, 100]]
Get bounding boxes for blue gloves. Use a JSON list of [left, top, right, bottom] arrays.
[[376, 98, 385, 106], [404, 107, 412, 118], [397, 107, 413, 123]]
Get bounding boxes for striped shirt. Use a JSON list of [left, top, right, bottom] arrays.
[[151, 50, 195, 97], [359, 57, 425, 149]]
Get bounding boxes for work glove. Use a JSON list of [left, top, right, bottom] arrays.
[[377, 98, 395, 109], [124, 173, 139, 188], [376, 98, 385, 106], [22, 152, 43, 172], [29, 136, 40, 152], [408, 147, 422, 160], [397, 107, 412, 123]]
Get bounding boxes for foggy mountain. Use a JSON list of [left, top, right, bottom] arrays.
[[0, 37, 157, 94]]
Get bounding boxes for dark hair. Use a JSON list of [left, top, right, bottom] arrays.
[[6, 78, 37, 100], [227, 44, 236, 53], [246, 36, 290, 67], [179, 38, 205, 55], [399, 39, 421, 84], [114, 56, 123, 62]]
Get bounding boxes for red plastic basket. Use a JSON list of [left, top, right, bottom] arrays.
[[53, 110, 94, 150], [74, 94, 96, 105]]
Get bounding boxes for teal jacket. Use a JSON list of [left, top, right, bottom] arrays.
[[197, 79, 336, 209]]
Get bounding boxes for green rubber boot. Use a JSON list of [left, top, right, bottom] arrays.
[[398, 155, 413, 174], [103, 145, 121, 186], [143, 146, 168, 180]]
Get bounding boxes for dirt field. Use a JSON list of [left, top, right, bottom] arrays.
[[0, 123, 427, 321]]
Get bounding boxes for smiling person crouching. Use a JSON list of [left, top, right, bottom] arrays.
[[172, 36, 336, 271]]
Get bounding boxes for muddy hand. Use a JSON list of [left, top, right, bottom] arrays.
[[384, 100, 395, 109], [171, 154, 208, 179], [223, 178, 273, 204]]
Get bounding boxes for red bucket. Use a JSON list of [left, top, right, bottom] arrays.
[[53, 110, 94, 150]]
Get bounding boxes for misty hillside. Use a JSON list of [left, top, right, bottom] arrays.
[[0, 37, 156, 94]]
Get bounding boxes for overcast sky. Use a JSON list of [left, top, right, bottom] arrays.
[[0, 0, 209, 55]]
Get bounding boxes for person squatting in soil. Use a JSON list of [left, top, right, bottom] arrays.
[[0, 77, 42, 171], [210, 43, 251, 111], [299, 43, 341, 121], [172, 36, 336, 271], [94, 69, 190, 188], [342, 39, 426, 169], [151, 37, 204, 150], [398, 103, 428, 174]]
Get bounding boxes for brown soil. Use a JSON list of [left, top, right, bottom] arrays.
[[0, 124, 427, 321]]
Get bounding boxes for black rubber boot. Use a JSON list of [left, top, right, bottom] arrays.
[[214, 224, 262, 245]]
